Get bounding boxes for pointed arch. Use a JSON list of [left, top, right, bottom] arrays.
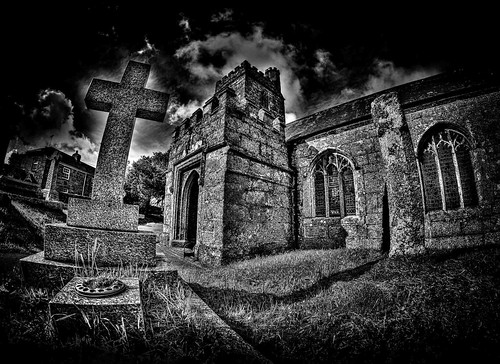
[[310, 150, 357, 218], [177, 170, 200, 245], [418, 124, 477, 212]]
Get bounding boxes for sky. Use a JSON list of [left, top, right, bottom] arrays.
[[1, 2, 498, 167]]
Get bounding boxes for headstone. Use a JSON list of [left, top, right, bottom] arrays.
[[43, 60, 169, 266]]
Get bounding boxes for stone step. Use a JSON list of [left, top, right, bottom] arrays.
[[20, 251, 178, 289], [44, 223, 157, 266], [49, 277, 144, 337]]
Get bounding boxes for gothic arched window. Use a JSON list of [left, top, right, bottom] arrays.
[[419, 127, 477, 212], [313, 152, 356, 217]]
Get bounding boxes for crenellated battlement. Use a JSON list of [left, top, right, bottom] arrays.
[[172, 108, 204, 141], [215, 60, 282, 96]]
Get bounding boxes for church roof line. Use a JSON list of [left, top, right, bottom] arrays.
[[285, 68, 500, 143]]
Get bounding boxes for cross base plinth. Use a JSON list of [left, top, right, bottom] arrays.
[[44, 223, 157, 266], [49, 277, 145, 337], [67, 198, 139, 232]]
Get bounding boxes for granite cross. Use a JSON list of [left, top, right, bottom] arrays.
[[85, 61, 169, 203]]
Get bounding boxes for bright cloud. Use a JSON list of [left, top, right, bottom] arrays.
[[174, 25, 306, 122], [210, 9, 234, 23], [306, 59, 441, 114], [15, 89, 99, 166], [365, 59, 440, 94]]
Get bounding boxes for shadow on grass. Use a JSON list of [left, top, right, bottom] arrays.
[[190, 255, 386, 312]]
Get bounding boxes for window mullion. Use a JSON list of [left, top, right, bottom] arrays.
[[324, 172, 329, 218], [339, 171, 345, 218], [310, 174, 315, 217], [450, 141, 465, 209], [432, 138, 446, 210]]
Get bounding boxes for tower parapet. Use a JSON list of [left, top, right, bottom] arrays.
[[265, 67, 281, 91], [215, 60, 282, 96]]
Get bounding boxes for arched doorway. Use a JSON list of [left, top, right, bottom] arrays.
[[182, 171, 199, 248]]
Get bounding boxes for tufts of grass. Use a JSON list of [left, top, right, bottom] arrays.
[[179, 247, 500, 363], [72, 238, 151, 283], [182, 248, 381, 296]]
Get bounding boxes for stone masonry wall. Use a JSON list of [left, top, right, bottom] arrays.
[[405, 90, 500, 249], [163, 61, 291, 266], [291, 121, 385, 250], [196, 147, 228, 266], [291, 82, 500, 254], [161, 87, 231, 250], [223, 151, 292, 263]]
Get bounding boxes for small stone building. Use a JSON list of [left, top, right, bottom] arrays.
[[163, 61, 500, 266], [8, 147, 95, 203]]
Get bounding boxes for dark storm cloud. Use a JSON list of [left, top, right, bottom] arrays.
[[2, 2, 497, 163], [10, 89, 98, 165], [305, 59, 441, 114]]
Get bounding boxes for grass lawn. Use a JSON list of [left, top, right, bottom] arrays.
[[1, 195, 499, 363], [177, 247, 500, 363]]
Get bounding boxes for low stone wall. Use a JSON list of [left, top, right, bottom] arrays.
[[425, 207, 500, 249]]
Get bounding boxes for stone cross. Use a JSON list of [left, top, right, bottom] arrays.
[[85, 61, 169, 203]]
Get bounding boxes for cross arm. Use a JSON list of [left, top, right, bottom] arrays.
[[85, 79, 120, 112], [136, 88, 169, 122]]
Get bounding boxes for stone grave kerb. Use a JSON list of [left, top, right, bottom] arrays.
[[66, 61, 169, 232]]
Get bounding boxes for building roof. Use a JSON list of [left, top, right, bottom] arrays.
[[22, 147, 95, 174], [285, 68, 500, 143]]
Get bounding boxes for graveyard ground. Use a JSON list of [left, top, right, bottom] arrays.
[[1, 194, 500, 363]]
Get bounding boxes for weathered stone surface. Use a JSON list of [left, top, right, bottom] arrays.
[[85, 61, 169, 203], [44, 223, 157, 266], [302, 217, 347, 249], [406, 90, 500, 251], [163, 61, 292, 266], [341, 216, 368, 249], [67, 197, 138, 232], [292, 122, 382, 250], [50, 277, 144, 335], [163, 61, 500, 265], [20, 251, 75, 289], [372, 92, 425, 255], [21, 251, 179, 290]]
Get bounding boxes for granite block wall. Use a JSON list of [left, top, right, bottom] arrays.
[[223, 151, 292, 263], [196, 147, 228, 266], [291, 75, 500, 253], [291, 121, 385, 250], [406, 90, 500, 249]]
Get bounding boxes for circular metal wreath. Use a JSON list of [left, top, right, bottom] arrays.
[[75, 278, 127, 298]]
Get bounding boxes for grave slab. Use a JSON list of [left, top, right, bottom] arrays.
[[44, 223, 157, 266], [50, 277, 144, 335], [20, 251, 75, 289], [20, 251, 180, 290]]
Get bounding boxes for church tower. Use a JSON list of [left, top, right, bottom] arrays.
[[162, 61, 293, 266]]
